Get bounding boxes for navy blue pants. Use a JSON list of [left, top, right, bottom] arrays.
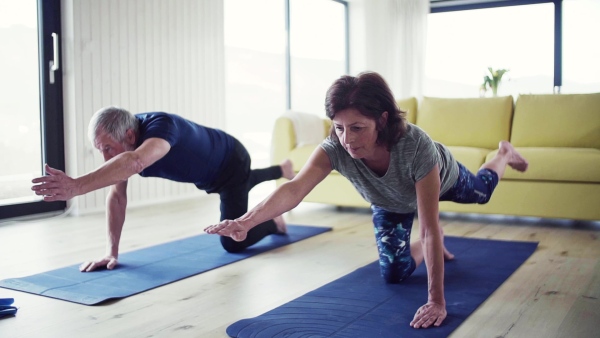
[[372, 163, 499, 283], [208, 138, 283, 253]]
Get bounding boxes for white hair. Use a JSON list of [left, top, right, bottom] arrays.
[[88, 106, 138, 144]]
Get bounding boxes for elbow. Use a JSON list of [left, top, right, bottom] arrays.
[[122, 152, 146, 175]]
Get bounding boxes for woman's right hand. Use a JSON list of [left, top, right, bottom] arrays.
[[204, 219, 248, 242]]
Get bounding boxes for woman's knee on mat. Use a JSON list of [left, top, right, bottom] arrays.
[[380, 258, 416, 283]]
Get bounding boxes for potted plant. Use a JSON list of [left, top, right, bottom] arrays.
[[480, 67, 509, 97]]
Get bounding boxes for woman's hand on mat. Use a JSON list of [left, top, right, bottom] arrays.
[[79, 256, 119, 272], [204, 220, 248, 242], [410, 301, 447, 329]]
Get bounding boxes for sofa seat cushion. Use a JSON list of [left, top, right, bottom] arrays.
[[486, 147, 600, 183], [289, 144, 321, 171], [446, 146, 491, 173]]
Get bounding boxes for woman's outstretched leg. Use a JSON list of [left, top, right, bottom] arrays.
[[481, 141, 529, 179]]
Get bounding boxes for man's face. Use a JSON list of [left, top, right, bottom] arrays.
[[94, 130, 131, 161]]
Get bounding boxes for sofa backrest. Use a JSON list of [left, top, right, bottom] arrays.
[[417, 96, 513, 149], [397, 97, 418, 124], [511, 93, 600, 149]]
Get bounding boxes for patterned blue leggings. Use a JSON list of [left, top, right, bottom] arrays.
[[372, 163, 499, 283]]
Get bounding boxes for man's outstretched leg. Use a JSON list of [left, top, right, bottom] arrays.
[[247, 159, 296, 189]]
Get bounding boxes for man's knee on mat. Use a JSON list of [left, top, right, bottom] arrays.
[[220, 236, 246, 253]]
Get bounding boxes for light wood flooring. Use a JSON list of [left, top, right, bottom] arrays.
[[0, 184, 598, 338]]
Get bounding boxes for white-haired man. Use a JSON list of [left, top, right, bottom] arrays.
[[32, 107, 295, 272]]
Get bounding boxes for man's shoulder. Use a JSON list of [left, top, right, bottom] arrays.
[[135, 111, 171, 121]]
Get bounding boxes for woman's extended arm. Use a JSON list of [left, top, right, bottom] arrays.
[[410, 164, 447, 329], [204, 147, 332, 240]]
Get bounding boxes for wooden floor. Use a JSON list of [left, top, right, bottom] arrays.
[[0, 184, 598, 338]]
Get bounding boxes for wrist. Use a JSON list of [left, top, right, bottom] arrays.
[[428, 296, 446, 306]]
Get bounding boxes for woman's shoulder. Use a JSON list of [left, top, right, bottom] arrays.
[[396, 123, 431, 146]]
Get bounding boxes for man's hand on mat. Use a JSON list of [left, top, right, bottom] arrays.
[[79, 256, 118, 272], [410, 301, 447, 329], [204, 220, 248, 242]]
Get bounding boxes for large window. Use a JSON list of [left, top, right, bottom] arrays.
[[426, 3, 554, 98], [427, 0, 600, 97], [224, 0, 287, 168], [562, 0, 600, 93], [225, 0, 348, 168], [289, 0, 348, 115], [0, 0, 65, 219]]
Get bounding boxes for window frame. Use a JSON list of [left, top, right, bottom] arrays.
[[430, 0, 562, 89]]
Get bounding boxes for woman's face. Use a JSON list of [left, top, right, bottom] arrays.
[[332, 108, 382, 160]]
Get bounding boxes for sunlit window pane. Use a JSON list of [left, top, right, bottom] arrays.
[[562, 0, 600, 94], [0, 0, 42, 206], [224, 0, 286, 168], [426, 4, 554, 98], [290, 0, 346, 115]]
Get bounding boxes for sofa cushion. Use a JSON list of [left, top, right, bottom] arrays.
[[485, 147, 600, 183], [417, 96, 513, 149], [511, 93, 600, 149], [446, 146, 490, 173], [397, 97, 418, 124], [289, 144, 321, 171]]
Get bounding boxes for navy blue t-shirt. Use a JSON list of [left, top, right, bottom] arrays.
[[135, 112, 235, 189]]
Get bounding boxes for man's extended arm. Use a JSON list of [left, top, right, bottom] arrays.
[[32, 138, 170, 201]]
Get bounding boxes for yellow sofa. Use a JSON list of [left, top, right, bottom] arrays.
[[271, 93, 600, 221]]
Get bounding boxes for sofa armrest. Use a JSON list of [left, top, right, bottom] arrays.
[[271, 116, 296, 165]]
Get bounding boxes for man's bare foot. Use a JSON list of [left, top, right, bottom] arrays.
[[499, 141, 529, 172], [443, 246, 455, 261], [280, 159, 296, 180], [273, 215, 287, 234]]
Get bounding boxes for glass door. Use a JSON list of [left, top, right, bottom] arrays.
[[0, 0, 65, 219]]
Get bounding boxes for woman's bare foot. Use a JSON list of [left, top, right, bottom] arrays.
[[499, 141, 529, 172], [273, 215, 287, 234], [280, 159, 296, 180]]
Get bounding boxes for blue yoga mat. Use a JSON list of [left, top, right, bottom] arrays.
[[0, 225, 330, 305], [227, 236, 538, 338]]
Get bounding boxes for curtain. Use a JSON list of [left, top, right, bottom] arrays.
[[360, 0, 429, 100]]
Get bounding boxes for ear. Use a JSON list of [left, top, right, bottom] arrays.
[[379, 111, 388, 128], [125, 128, 136, 146]]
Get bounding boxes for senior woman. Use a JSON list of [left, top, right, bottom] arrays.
[[205, 71, 528, 329]]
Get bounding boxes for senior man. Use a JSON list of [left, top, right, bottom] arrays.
[[32, 106, 295, 272]]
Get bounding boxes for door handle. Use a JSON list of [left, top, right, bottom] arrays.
[[49, 32, 59, 84]]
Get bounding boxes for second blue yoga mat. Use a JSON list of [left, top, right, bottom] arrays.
[[0, 225, 331, 305], [227, 236, 538, 338]]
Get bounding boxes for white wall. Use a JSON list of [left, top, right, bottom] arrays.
[[61, 0, 225, 215]]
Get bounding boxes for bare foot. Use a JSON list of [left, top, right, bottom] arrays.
[[499, 141, 529, 172], [443, 246, 455, 261], [280, 159, 296, 180], [273, 215, 287, 234]]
